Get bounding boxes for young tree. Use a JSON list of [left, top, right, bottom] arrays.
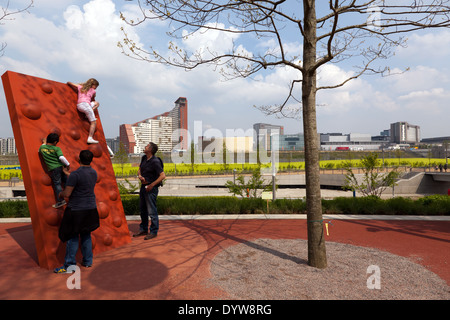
[[114, 141, 129, 177], [120, 1, 450, 269], [222, 140, 234, 171], [189, 140, 196, 174], [225, 168, 271, 198], [343, 153, 401, 197]]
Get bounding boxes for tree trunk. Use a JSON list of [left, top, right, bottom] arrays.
[[302, 0, 327, 269]]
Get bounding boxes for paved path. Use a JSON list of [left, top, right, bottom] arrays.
[[0, 215, 449, 300]]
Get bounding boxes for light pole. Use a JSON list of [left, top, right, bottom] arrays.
[[271, 131, 279, 201]]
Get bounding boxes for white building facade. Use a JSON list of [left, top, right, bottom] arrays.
[[0, 138, 17, 155], [132, 116, 173, 153]]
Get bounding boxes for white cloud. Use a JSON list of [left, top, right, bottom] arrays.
[[0, 0, 187, 135], [64, 5, 84, 29], [397, 88, 450, 112], [1, 15, 64, 68], [370, 91, 398, 112], [256, 38, 302, 62], [60, 0, 143, 75], [397, 30, 450, 62], [399, 88, 446, 100], [198, 106, 216, 115], [382, 66, 449, 94], [182, 22, 240, 56], [0, 56, 52, 79]]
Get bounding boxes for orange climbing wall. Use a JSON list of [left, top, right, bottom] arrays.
[[2, 71, 131, 270]]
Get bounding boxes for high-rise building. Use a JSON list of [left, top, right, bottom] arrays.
[[171, 97, 188, 150], [253, 123, 284, 151], [390, 121, 420, 145], [120, 97, 188, 154], [0, 137, 17, 155], [105, 137, 120, 154], [119, 124, 135, 154]]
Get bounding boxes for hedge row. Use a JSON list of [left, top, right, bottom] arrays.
[[1, 195, 449, 218], [322, 195, 450, 215], [134, 195, 449, 216]]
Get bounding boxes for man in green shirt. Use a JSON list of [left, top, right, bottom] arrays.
[[39, 133, 70, 208]]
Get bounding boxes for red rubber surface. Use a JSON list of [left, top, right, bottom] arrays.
[[0, 218, 448, 299]]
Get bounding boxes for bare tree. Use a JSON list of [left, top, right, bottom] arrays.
[[119, 0, 450, 269], [0, 0, 34, 56]]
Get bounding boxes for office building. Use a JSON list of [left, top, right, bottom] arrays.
[[253, 123, 284, 151], [421, 136, 450, 145], [198, 136, 253, 153], [320, 133, 381, 151], [106, 137, 120, 154], [279, 133, 304, 151], [390, 121, 420, 145]]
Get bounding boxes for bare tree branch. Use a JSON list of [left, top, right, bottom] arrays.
[[120, 1, 450, 112], [255, 78, 303, 119], [0, 0, 34, 56]]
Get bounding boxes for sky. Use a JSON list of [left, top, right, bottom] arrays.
[[1, 0, 449, 142]]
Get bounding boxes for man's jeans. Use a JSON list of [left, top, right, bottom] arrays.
[[64, 233, 93, 267], [139, 186, 159, 235], [49, 166, 66, 202]]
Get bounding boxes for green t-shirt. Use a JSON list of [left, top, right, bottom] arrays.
[[39, 144, 64, 171]]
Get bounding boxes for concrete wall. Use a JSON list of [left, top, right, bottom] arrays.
[[381, 172, 450, 196], [3, 172, 449, 200], [80, 172, 450, 195]]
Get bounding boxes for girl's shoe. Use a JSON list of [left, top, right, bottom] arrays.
[[87, 137, 99, 144]]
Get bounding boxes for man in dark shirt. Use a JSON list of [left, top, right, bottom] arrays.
[[134, 142, 165, 240], [54, 150, 100, 273]]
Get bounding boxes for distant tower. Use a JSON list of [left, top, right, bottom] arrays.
[[171, 97, 188, 150], [119, 124, 136, 154]]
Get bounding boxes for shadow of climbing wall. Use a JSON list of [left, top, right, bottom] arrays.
[[2, 71, 131, 270]]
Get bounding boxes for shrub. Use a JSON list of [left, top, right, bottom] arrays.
[[416, 195, 450, 215], [0, 200, 29, 218], [272, 198, 307, 214], [120, 194, 140, 216], [384, 197, 417, 215]]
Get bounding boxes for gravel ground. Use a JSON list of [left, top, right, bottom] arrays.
[[210, 239, 450, 300]]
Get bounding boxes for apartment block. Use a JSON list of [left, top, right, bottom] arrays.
[[0, 137, 17, 155], [119, 97, 188, 154]]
